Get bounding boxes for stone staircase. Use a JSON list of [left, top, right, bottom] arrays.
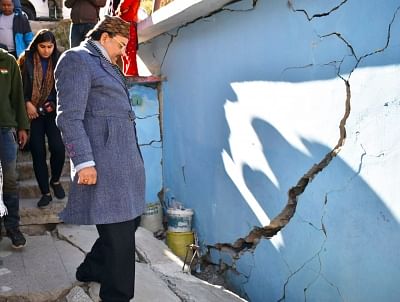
[[17, 149, 70, 235]]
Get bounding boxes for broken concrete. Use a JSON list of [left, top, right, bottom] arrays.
[[66, 286, 92, 302], [57, 224, 97, 254], [135, 227, 246, 301], [0, 226, 246, 301]]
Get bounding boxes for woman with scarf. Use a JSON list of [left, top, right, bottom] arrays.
[[18, 29, 65, 208]]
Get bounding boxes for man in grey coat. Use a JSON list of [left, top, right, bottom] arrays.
[[55, 16, 145, 302]]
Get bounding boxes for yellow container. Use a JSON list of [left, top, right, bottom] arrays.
[[166, 231, 194, 262]]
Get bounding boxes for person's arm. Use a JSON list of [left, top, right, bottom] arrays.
[[22, 17, 33, 49], [19, 57, 39, 120], [11, 57, 29, 130], [12, 0, 22, 13], [18, 57, 31, 102], [10, 57, 29, 148], [55, 50, 95, 168]]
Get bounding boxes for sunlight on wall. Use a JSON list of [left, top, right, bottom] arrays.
[[221, 79, 345, 250], [222, 150, 285, 250], [137, 55, 153, 76], [221, 67, 400, 256]]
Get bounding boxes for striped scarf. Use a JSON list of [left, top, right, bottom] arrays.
[[88, 39, 127, 86]]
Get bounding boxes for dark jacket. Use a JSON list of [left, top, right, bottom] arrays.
[[20, 51, 59, 104], [0, 11, 33, 58], [64, 0, 107, 24], [0, 48, 29, 129]]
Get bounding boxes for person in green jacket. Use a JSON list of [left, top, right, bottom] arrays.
[[0, 47, 29, 248]]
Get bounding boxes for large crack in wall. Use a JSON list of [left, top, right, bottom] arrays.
[[205, 6, 400, 298], [148, 0, 399, 299], [276, 6, 400, 301], [208, 78, 351, 258]]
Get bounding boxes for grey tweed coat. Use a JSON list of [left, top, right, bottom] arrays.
[[54, 41, 145, 225]]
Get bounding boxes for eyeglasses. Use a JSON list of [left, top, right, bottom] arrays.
[[112, 37, 127, 50]]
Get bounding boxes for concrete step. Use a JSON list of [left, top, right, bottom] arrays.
[[17, 160, 70, 181], [18, 176, 70, 199], [17, 149, 70, 162], [20, 198, 66, 226], [17, 149, 36, 162]]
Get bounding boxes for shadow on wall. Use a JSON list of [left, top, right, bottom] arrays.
[[221, 118, 400, 301]]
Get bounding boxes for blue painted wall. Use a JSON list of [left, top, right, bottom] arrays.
[[129, 84, 162, 204], [139, 0, 400, 301]]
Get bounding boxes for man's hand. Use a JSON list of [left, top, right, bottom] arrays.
[[77, 166, 97, 185], [17, 130, 28, 149]]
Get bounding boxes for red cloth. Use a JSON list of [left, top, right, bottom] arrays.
[[118, 0, 140, 22], [117, 0, 140, 76], [122, 22, 138, 76]]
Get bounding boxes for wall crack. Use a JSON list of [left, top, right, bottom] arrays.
[[207, 5, 399, 262], [289, 0, 349, 21], [139, 139, 162, 147]]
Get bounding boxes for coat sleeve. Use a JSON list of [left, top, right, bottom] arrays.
[[55, 50, 94, 166], [11, 58, 29, 130], [22, 17, 33, 48]]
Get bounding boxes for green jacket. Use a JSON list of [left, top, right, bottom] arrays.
[[0, 48, 29, 130]]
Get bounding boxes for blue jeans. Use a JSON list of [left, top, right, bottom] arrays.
[[70, 23, 96, 48], [0, 128, 20, 230]]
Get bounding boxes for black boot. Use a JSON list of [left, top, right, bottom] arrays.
[[6, 227, 26, 248]]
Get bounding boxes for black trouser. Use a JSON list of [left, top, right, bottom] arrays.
[[81, 217, 141, 302], [29, 113, 65, 195]]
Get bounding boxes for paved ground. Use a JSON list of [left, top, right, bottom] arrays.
[[0, 226, 246, 302]]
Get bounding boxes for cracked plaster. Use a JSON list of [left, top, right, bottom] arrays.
[[143, 0, 400, 300]]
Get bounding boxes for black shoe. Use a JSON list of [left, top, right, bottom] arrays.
[[37, 194, 52, 208], [50, 181, 65, 199], [6, 228, 26, 249], [76, 265, 102, 283]]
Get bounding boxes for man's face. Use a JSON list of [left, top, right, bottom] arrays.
[[102, 33, 128, 64], [1, 0, 14, 16]]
